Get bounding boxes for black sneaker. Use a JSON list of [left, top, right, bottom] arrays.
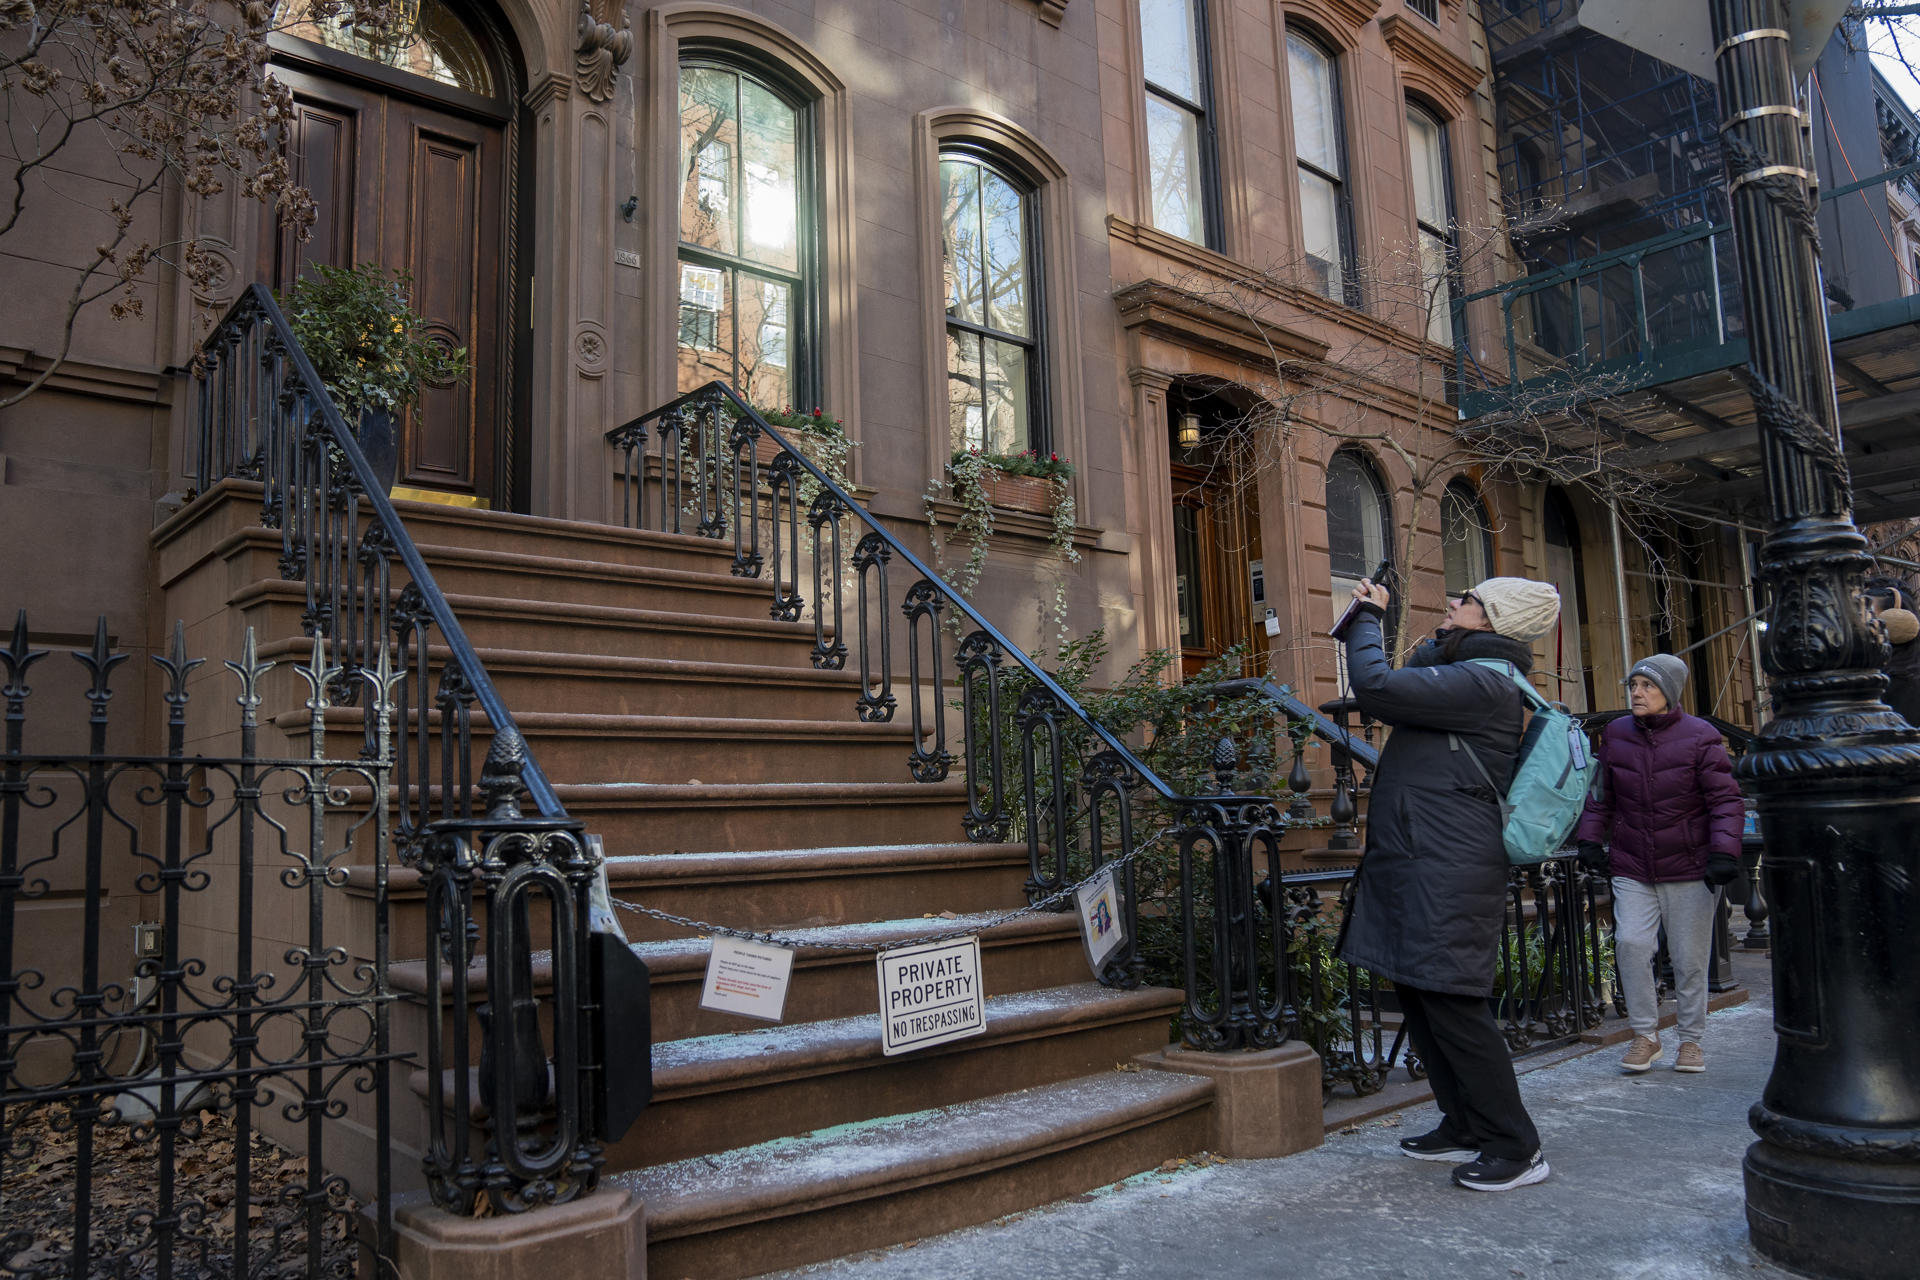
[[1451, 1150, 1551, 1191], [1398, 1128, 1480, 1162]]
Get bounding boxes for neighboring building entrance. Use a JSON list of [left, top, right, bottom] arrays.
[[266, 2, 518, 507], [1169, 390, 1260, 679]]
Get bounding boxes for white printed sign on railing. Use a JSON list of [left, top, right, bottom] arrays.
[[875, 936, 985, 1056], [699, 938, 796, 1022]]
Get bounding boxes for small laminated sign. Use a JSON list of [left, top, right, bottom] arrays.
[[1075, 867, 1126, 974], [699, 938, 796, 1022]]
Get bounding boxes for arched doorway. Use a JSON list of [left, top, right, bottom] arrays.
[[1543, 488, 1594, 711], [1168, 384, 1260, 678], [265, 0, 525, 508]]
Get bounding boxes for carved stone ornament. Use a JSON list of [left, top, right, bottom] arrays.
[[575, 0, 632, 104]]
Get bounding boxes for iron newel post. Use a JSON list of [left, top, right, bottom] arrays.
[[1710, 2, 1920, 1274]]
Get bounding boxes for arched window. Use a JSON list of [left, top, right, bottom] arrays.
[[1326, 448, 1390, 594], [677, 59, 813, 409], [941, 149, 1045, 455], [280, 0, 496, 95], [1287, 30, 1355, 305], [1441, 481, 1492, 596], [1406, 102, 1456, 346]]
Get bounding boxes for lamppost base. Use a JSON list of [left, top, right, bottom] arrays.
[[1745, 1139, 1920, 1279]]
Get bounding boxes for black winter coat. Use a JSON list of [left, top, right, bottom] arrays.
[[1335, 612, 1532, 998]]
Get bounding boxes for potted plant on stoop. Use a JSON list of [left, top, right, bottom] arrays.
[[280, 263, 469, 494]]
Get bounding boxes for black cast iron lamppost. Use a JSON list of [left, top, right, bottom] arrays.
[[1577, 3, 1920, 1275]]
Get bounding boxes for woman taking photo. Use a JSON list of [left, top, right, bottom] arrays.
[[1337, 575, 1562, 1193]]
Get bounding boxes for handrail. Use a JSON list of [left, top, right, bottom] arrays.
[[606, 382, 1191, 805], [1209, 676, 1382, 773], [195, 284, 562, 822]]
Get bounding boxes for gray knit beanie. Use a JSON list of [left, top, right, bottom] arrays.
[[1472, 577, 1561, 642], [1627, 653, 1689, 711]]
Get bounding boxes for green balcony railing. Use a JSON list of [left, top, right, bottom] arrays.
[[1452, 162, 1920, 421]]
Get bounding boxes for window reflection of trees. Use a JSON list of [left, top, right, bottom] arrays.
[[941, 152, 1040, 455], [677, 61, 806, 407], [1138, 0, 1214, 246], [1288, 31, 1353, 304]]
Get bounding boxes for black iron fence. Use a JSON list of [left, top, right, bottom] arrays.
[[1279, 853, 1620, 1099], [0, 617, 398, 1278], [190, 287, 613, 1219]]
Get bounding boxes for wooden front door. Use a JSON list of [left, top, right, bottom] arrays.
[[268, 65, 506, 505], [1171, 462, 1255, 679]]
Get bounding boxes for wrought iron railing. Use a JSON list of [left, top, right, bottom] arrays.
[[1211, 677, 1379, 852], [1, 617, 399, 1277], [1276, 853, 1619, 1100], [1452, 163, 1920, 420], [192, 285, 607, 1215], [606, 384, 1291, 1050]]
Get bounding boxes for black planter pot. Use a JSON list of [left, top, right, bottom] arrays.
[[356, 409, 399, 494]]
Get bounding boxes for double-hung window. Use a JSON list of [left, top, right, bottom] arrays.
[[1442, 481, 1493, 597], [1288, 32, 1356, 305], [1138, 0, 1219, 247], [1407, 103, 1457, 346], [941, 151, 1044, 456], [677, 61, 812, 407]]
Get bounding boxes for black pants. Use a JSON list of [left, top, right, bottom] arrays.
[[1398, 985, 1540, 1161]]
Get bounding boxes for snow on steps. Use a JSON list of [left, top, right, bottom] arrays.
[[616, 1068, 1214, 1280], [409, 982, 1187, 1173]]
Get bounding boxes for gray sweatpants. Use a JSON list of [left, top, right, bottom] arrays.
[[1613, 875, 1719, 1045]]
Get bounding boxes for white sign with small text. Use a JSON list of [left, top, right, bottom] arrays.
[[699, 938, 796, 1022]]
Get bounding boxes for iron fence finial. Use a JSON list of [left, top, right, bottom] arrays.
[[481, 726, 528, 820]]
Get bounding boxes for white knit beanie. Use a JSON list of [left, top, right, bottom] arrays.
[[1473, 577, 1561, 642]]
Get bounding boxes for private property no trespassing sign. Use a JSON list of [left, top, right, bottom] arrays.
[[875, 936, 985, 1056]]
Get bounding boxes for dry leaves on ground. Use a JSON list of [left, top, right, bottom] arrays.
[[2, 1102, 359, 1278]]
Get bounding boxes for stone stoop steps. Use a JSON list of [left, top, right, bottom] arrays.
[[153, 486, 1219, 1280]]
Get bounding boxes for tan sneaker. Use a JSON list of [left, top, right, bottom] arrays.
[[1675, 1042, 1706, 1073], [1621, 1035, 1662, 1073]]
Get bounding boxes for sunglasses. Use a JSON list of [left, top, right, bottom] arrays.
[[1455, 592, 1483, 610]]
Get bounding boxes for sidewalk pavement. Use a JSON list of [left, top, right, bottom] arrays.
[[769, 948, 1795, 1280]]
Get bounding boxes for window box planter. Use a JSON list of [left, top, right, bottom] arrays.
[[975, 471, 1062, 514]]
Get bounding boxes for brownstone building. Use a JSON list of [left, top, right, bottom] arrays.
[[1, 0, 1793, 1272]]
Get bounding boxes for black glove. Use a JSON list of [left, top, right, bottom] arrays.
[[1704, 853, 1742, 888], [1576, 840, 1609, 873]]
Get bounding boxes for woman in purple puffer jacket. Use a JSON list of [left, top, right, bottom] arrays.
[[1574, 654, 1745, 1076]]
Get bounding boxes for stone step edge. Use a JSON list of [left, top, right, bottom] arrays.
[[254, 636, 869, 689], [648, 982, 1180, 1096], [271, 706, 918, 741], [203, 525, 775, 601], [407, 982, 1185, 1116], [404, 539, 776, 596], [385, 909, 1079, 999], [229, 578, 829, 643], [341, 841, 1029, 898], [616, 1068, 1214, 1241]]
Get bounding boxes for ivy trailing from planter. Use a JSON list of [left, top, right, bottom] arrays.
[[923, 448, 1081, 649]]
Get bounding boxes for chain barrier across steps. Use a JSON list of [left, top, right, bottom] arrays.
[[608, 828, 1169, 954]]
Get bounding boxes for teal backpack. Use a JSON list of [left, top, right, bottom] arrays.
[[1452, 659, 1596, 866]]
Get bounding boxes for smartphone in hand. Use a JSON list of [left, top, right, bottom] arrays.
[[1330, 560, 1392, 640]]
